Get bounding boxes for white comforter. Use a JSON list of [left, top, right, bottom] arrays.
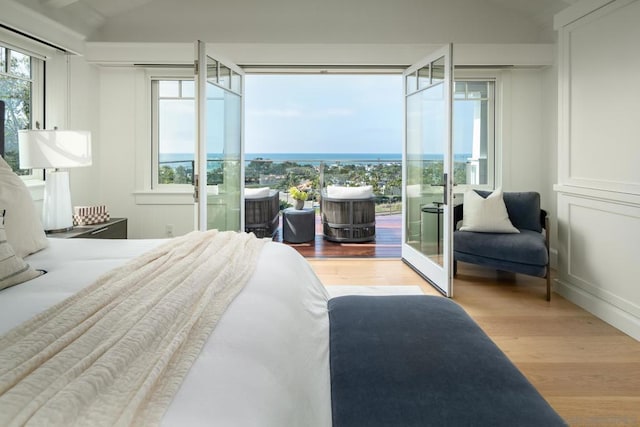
[[0, 238, 332, 426]]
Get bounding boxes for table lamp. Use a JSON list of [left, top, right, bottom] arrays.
[[18, 129, 92, 233]]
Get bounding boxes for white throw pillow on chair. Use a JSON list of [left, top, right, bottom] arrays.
[[459, 188, 519, 233], [326, 185, 373, 199], [244, 187, 271, 199]]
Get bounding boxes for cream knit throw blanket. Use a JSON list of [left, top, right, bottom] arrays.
[[0, 230, 267, 426]]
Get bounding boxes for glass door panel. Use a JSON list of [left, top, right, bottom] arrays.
[[195, 41, 244, 231], [402, 44, 454, 296]]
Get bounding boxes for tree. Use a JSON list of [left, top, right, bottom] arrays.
[[159, 165, 175, 184], [174, 165, 189, 184], [0, 50, 32, 174]]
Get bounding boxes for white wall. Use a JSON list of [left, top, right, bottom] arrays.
[[67, 56, 102, 209]]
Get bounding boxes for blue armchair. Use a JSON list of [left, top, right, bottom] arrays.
[[453, 191, 551, 300]]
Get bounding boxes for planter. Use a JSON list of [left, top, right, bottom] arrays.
[[294, 199, 305, 210]]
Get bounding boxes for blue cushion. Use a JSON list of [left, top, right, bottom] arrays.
[[329, 296, 566, 427], [454, 229, 548, 267], [475, 191, 541, 232]]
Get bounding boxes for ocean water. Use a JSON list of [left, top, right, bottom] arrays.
[[245, 153, 402, 162], [160, 152, 472, 164]]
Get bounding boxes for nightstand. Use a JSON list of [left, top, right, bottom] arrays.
[[46, 218, 128, 239]]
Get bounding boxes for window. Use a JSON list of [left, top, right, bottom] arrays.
[[151, 79, 195, 187], [150, 74, 495, 190], [0, 44, 43, 175], [453, 80, 495, 187]]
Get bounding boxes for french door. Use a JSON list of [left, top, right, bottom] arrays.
[[194, 41, 245, 231], [402, 44, 454, 296]]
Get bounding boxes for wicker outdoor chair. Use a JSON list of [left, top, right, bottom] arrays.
[[245, 188, 280, 239], [321, 185, 375, 243]]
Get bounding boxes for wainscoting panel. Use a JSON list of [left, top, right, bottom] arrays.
[[562, 194, 640, 315], [557, 0, 640, 195], [556, 192, 640, 339]]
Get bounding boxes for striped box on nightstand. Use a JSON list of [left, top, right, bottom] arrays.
[[73, 205, 110, 226]]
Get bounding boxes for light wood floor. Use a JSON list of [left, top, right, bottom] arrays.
[[308, 258, 640, 426]]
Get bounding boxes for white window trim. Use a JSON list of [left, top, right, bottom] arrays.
[[453, 69, 502, 192], [133, 68, 195, 205], [0, 41, 45, 182], [134, 68, 505, 204], [150, 75, 195, 192]]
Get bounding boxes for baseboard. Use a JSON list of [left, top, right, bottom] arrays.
[[555, 278, 640, 341]]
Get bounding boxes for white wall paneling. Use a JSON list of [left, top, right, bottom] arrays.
[[557, 0, 640, 194], [555, 0, 640, 340], [556, 191, 640, 339]]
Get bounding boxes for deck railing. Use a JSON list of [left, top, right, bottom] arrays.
[[245, 157, 403, 214], [158, 155, 475, 215]]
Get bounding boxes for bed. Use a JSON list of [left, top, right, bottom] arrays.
[[1, 238, 567, 427], [0, 237, 332, 426]]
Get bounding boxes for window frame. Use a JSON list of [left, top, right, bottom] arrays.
[[452, 76, 496, 191], [146, 69, 502, 195], [452, 69, 502, 191], [150, 71, 196, 191], [0, 43, 44, 180]]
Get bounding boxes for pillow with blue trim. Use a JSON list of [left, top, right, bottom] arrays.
[[0, 210, 46, 291]]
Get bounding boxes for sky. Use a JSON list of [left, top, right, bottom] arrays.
[[244, 74, 404, 154], [159, 73, 476, 156]]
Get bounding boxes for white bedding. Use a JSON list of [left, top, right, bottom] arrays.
[[0, 238, 332, 426]]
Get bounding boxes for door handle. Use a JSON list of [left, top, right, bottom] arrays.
[[443, 173, 448, 206], [193, 174, 200, 203]]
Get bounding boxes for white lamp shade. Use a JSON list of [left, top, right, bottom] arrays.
[[18, 130, 92, 169]]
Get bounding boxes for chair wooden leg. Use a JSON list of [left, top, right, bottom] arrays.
[[546, 269, 551, 301]]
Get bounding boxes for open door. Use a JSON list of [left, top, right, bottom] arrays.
[[195, 41, 244, 231], [402, 44, 454, 296]]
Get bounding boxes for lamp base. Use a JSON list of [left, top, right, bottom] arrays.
[[42, 170, 73, 233]]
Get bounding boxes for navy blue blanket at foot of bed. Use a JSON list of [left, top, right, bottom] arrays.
[[328, 295, 566, 427]]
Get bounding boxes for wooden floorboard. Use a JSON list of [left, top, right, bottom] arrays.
[[277, 212, 401, 258], [308, 258, 640, 426]]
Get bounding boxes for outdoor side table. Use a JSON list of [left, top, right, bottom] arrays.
[[283, 208, 315, 243]]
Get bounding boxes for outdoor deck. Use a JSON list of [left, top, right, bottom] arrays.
[[276, 212, 402, 258]]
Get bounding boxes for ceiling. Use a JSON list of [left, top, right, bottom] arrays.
[[16, 0, 580, 44]]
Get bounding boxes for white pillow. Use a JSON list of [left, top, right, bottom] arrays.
[[459, 188, 519, 233], [244, 187, 271, 199], [0, 156, 49, 257], [0, 211, 45, 291], [326, 185, 373, 199]]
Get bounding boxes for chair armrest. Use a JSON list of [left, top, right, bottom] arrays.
[[454, 203, 464, 227], [540, 209, 548, 231], [541, 211, 550, 265]]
